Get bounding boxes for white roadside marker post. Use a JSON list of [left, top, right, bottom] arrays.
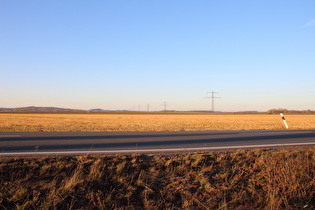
[[280, 113, 289, 129]]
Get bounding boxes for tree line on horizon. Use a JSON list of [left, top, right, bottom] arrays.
[[0, 106, 314, 114], [266, 108, 315, 114]]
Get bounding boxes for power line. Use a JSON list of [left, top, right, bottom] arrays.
[[162, 102, 169, 112], [205, 91, 221, 112]]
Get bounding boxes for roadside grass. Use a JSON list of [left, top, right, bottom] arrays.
[[1, 113, 314, 131], [1, 147, 315, 209]]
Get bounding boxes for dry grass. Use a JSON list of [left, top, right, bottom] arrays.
[[1, 147, 315, 209], [0, 113, 314, 131]]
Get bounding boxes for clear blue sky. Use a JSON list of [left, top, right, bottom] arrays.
[[1, 0, 314, 111]]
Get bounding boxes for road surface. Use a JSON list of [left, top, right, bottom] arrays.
[[1, 130, 315, 155]]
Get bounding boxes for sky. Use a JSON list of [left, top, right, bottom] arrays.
[[1, 0, 315, 112]]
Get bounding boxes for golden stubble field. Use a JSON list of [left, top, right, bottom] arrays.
[[0, 113, 314, 132]]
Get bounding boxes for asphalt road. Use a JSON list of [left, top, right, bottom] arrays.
[[1, 130, 315, 155]]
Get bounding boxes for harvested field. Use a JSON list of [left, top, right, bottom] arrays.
[[1, 147, 315, 209], [0, 113, 314, 132]]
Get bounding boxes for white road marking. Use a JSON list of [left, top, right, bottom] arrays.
[[238, 131, 313, 135], [0, 135, 21, 138], [1, 141, 315, 156]]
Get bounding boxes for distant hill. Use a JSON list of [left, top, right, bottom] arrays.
[[0, 106, 110, 112], [0, 106, 79, 111]]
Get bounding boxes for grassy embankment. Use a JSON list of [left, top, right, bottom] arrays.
[[0, 113, 314, 131], [1, 147, 315, 209]]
